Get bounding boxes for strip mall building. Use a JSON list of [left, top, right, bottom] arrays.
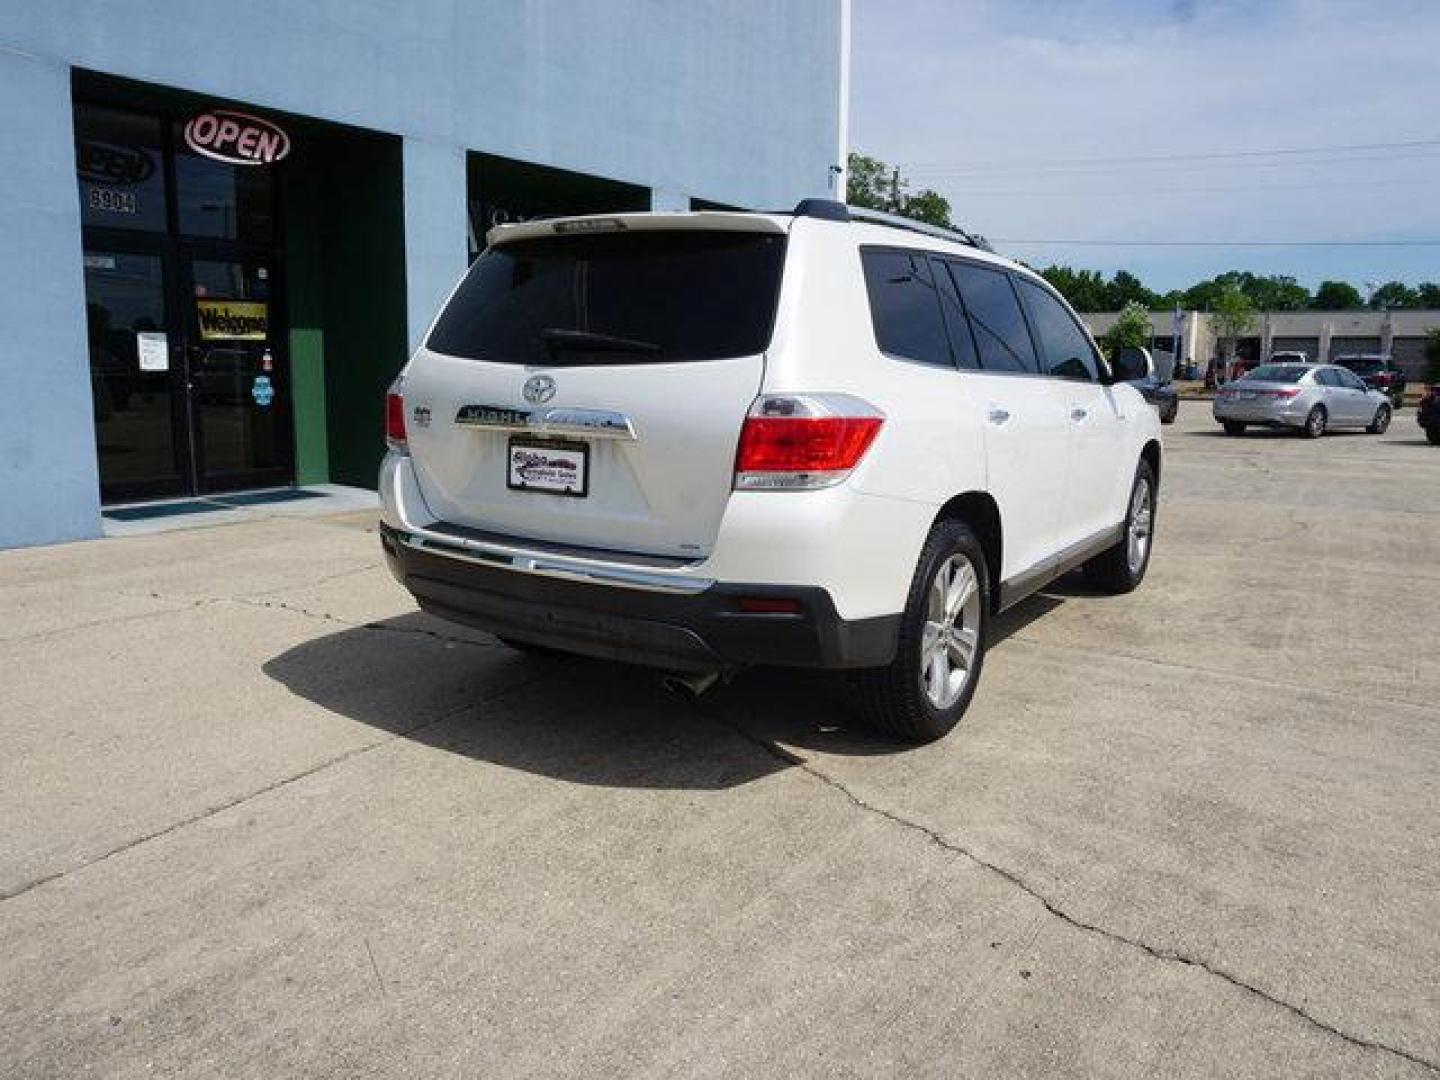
[[0, 1, 849, 548]]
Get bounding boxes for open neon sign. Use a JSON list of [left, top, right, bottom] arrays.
[[183, 109, 291, 166]]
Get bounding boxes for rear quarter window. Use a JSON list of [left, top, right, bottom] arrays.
[[426, 230, 786, 365], [859, 248, 953, 368]]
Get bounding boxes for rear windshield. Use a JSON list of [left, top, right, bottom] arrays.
[[426, 230, 786, 365], [1241, 364, 1307, 383], [1337, 356, 1383, 373]]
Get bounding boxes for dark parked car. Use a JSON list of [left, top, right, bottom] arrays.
[[1419, 384, 1440, 444], [1335, 353, 1406, 407], [1126, 346, 1178, 424]]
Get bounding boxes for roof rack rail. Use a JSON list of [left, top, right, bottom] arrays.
[[790, 199, 994, 253]]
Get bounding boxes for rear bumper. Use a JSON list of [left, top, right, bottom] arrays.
[[1212, 398, 1307, 426], [380, 522, 900, 673]]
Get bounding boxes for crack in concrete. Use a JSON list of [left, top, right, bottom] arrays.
[[0, 596, 220, 647], [237, 562, 383, 600], [698, 705, 1440, 1076], [0, 657, 544, 906], [229, 594, 504, 650], [1003, 633, 1440, 718]]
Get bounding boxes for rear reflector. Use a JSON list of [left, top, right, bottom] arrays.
[[736, 597, 803, 615], [385, 389, 407, 452], [735, 394, 884, 491]]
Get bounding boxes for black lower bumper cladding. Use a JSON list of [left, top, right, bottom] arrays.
[[380, 523, 899, 673]]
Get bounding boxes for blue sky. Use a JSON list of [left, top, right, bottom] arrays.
[[849, 0, 1440, 293]]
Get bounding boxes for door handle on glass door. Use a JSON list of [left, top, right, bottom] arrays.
[[987, 406, 1011, 425]]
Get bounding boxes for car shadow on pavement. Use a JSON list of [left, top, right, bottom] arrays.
[[699, 589, 1065, 758], [263, 617, 794, 790], [262, 591, 1068, 785]]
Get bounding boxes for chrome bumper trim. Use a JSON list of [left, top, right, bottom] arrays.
[[390, 527, 713, 595], [454, 404, 637, 441]]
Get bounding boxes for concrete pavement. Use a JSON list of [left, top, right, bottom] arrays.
[[1, 402, 1437, 1078]]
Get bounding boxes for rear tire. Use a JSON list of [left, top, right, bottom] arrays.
[[1083, 459, 1157, 594], [1427, 428, 1440, 446], [854, 519, 989, 744], [1302, 405, 1327, 438], [1222, 421, 1247, 436], [1161, 400, 1178, 425], [1367, 405, 1391, 434]]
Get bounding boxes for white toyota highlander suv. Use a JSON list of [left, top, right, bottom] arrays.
[[380, 200, 1161, 742]]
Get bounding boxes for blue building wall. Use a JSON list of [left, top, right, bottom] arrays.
[[0, 0, 845, 547], [0, 49, 102, 547]]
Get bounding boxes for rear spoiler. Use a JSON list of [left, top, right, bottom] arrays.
[[487, 211, 789, 247]]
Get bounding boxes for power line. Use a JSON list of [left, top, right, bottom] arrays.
[[905, 137, 1440, 172], [992, 238, 1440, 247], [908, 149, 1440, 180], [948, 175, 1438, 198]]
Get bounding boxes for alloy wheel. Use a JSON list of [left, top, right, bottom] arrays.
[[919, 554, 982, 710], [1127, 479, 1153, 573]]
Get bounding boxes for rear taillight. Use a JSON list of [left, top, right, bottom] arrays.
[[385, 383, 407, 452], [1260, 388, 1301, 399], [734, 394, 884, 491]]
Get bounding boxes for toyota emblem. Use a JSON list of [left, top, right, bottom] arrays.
[[523, 375, 556, 404]]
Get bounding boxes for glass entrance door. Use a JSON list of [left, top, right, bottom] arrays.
[[77, 99, 293, 504], [183, 255, 291, 493], [85, 249, 188, 502]]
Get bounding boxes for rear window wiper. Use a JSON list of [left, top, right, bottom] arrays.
[[539, 328, 661, 357]]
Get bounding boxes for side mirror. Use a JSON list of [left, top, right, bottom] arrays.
[[1110, 346, 1150, 384]]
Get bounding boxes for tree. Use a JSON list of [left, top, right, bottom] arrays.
[[1242, 274, 1310, 311], [1104, 270, 1156, 311], [1180, 277, 1227, 312], [1041, 265, 1109, 312], [1212, 284, 1257, 363], [1369, 281, 1419, 310], [1311, 280, 1365, 310], [900, 189, 953, 228], [1104, 301, 1152, 357], [846, 151, 953, 228], [846, 153, 893, 211], [1416, 283, 1440, 308]]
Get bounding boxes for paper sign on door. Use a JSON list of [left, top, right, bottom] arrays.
[[136, 331, 169, 372]]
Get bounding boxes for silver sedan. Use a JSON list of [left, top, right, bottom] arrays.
[[1213, 363, 1394, 438]]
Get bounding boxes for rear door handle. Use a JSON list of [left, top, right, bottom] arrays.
[[1070, 407, 1089, 422], [987, 406, 1011, 425]]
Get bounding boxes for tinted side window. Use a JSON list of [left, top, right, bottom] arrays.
[[1016, 278, 1099, 381], [1340, 370, 1368, 390], [860, 248, 953, 368], [945, 262, 1038, 374], [931, 257, 980, 370], [1315, 369, 1338, 387]]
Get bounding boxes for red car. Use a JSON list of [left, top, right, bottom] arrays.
[[1418, 384, 1439, 445]]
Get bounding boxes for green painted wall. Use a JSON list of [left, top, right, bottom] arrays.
[[284, 127, 407, 489], [284, 173, 329, 485]]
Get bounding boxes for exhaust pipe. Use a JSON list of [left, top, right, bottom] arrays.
[[660, 670, 721, 699]]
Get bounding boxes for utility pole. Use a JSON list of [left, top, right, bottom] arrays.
[[890, 167, 901, 212]]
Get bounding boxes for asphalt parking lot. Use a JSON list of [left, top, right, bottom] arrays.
[[2, 401, 1437, 1078]]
